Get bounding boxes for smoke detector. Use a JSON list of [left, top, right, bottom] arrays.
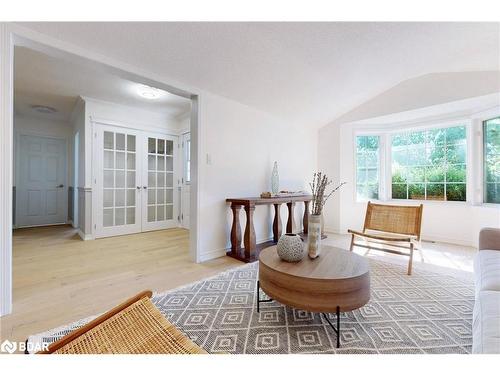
[[31, 105, 58, 114]]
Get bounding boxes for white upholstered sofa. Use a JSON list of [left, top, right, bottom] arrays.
[[473, 228, 500, 354]]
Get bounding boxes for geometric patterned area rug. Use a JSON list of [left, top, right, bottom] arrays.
[[28, 259, 475, 354]]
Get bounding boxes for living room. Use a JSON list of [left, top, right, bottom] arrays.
[[1, 2, 499, 374]]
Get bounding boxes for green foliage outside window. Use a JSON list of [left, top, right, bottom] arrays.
[[391, 126, 467, 201], [356, 136, 379, 200], [484, 117, 500, 204]]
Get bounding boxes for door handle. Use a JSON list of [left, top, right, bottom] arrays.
[[143, 186, 148, 189], [136, 186, 141, 190], [57, 184, 64, 188]]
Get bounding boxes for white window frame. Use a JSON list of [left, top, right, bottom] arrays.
[[353, 118, 482, 205], [477, 110, 500, 206], [353, 131, 385, 203], [387, 121, 470, 204]]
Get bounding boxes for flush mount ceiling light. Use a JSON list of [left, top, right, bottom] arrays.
[[31, 105, 58, 114], [137, 84, 167, 99]]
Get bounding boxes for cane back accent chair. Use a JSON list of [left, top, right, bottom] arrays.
[[348, 201, 423, 275], [37, 291, 206, 354]]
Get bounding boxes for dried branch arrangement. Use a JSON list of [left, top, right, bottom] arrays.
[[309, 172, 346, 216]]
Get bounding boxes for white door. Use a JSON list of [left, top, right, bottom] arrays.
[[180, 133, 190, 229], [95, 125, 142, 238], [16, 134, 67, 227], [142, 134, 178, 231]]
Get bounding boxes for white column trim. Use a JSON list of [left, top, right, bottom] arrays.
[[0, 23, 13, 316]]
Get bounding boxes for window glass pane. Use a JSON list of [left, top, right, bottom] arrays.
[[126, 189, 135, 206], [447, 184, 466, 202], [104, 170, 114, 188], [157, 205, 165, 221], [158, 139, 165, 154], [148, 155, 156, 171], [166, 173, 173, 188], [166, 205, 173, 220], [157, 172, 165, 187], [115, 189, 125, 207], [126, 208, 135, 225], [166, 189, 174, 204], [104, 132, 114, 149], [157, 189, 165, 204], [148, 189, 156, 205], [115, 171, 125, 188], [116, 133, 125, 151], [115, 152, 125, 170], [408, 183, 425, 200], [127, 135, 136, 152], [392, 184, 407, 199], [127, 171, 135, 188], [148, 138, 156, 153], [104, 151, 114, 168], [103, 209, 114, 227], [148, 205, 156, 222], [166, 140, 174, 155], [484, 117, 500, 203], [127, 153, 135, 170], [148, 172, 156, 187], [391, 125, 467, 201], [355, 135, 380, 201], [166, 156, 174, 172], [103, 190, 113, 208], [426, 184, 444, 201], [446, 164, 466, 183], [115, 208, 125, 225], [158, 156, 165, 171]]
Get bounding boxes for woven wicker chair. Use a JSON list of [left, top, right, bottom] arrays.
[[348, 201, 423, 275], [37, 291, 206, 354]]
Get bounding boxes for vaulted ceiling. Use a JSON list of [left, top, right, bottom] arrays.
[[19, 22, 500, 127]]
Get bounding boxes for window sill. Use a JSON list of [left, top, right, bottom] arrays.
[[356, 198, 500, 208]]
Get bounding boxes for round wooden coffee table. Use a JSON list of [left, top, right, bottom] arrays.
[[257, 245, 370, 348]]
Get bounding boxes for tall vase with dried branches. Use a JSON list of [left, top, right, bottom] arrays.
[[308, 173, 346, 259]]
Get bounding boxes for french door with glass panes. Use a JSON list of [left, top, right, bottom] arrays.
[[95, 124, 177, 238], [142, 134, 177, 231]]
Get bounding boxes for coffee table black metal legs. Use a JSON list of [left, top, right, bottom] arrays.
[[256, 280, 273, 312], [256, 281, 342, 348], [322, 307, 341, 348]]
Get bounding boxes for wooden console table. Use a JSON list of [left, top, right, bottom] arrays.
[[226, 195, 314, 262]]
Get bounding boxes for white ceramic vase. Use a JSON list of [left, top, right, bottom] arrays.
[[271, 161, 279, 195], [308, 214, 322, 259], [277, 233, 305, 262]]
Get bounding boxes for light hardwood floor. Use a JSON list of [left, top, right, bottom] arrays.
[[0, 225, 240, 347], [0, 225, 477, 351]]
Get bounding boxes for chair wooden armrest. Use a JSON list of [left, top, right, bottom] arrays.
[[348, 229, 412, 242]]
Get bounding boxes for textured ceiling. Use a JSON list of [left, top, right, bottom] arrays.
[[14, 46, 191, 122], [18, 22, 500, 127]]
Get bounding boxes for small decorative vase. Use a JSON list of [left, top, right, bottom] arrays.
[[277, 233, 305, 262], [271, 161, 279, 195], [308, 214, 322, 259]]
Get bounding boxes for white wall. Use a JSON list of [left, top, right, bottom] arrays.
[[319, 99, 500, 247], [197, 92, 318, 260]]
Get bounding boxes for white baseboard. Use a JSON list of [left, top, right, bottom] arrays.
[[324, 228, 474, 248], [199, 248, 227, 262], [77, 230, 92, 241]]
